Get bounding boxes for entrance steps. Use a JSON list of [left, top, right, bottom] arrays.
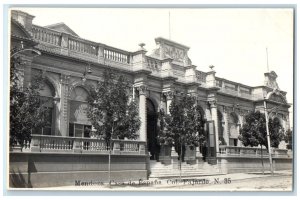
[[149, 160, 222, 178]]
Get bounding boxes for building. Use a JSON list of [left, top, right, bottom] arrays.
[[9, 10, 292, 188]]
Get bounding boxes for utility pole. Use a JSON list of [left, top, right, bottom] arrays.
[[266, 48, 270, 72], [169, 11, 171, 40]]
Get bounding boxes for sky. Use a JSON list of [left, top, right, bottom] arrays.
[[13, 7, 294, 124]]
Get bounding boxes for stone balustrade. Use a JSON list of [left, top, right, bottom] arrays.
[[15, 134, 146, 155], [104, 48, 129, 64], [32, 25, 131, 66], [219, 145, 290, 158], [216, 78, 257, 100], [68, 38, 98, 56], [32, 25, 61, 46]]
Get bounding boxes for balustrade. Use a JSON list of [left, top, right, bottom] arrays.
[[15, 135, 145, 155], [68, 38, 97, 55], [104, 48, 129, 63], [219, 146, 288, 158], [39, 135, 74, 150], [32, 26, 61, 46]]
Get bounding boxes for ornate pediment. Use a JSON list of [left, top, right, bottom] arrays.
[[264, 71, 280, 90], [150, 37, 191, 66]]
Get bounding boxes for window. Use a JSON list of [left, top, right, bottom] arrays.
[[69, 123, 91, 138], [69, 86, 91, 138], [229, 138, 238, 147], [32, 81, 55, 135]]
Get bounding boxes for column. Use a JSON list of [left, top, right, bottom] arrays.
[[210, 100, 220, 155], [137, 85, 147, 142], [59, 74, 70, 136], [223, 107, 229, 146], [164, 91, 174, 114], [237, 113, 244, 147]]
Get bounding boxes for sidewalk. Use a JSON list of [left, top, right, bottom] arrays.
[[43, 169, 292, 191]]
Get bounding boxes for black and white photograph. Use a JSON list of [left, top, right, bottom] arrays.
[[5, 5, 294, 193]]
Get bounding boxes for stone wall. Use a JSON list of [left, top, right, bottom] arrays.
[[9, 152, 148, 188]]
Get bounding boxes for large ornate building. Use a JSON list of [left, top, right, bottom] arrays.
[[9, 10, 292, 188]]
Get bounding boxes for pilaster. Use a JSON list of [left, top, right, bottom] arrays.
[[223, 106, 230, 146], [163, 91, 175, 114], [59, 74, 70, 136], [209, 100, 220, 155], [137, 85, 148, 142]]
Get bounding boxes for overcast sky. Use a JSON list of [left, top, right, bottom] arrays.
[[14, 7, 294, 123]]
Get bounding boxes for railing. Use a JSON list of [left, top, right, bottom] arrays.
[[219, 146, 290, 158], [218, 86, 254, 100], [68, 38, 98, 56], [39, 135, 74, 150], [104, 47, 129, 64], [14, 135, 146, 155], [32, 25, 61, 46], [32, 25, 131, 67]]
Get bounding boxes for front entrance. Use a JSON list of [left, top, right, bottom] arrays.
[[146, 99, 160, 161]]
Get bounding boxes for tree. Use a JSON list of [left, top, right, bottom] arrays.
[[239, 111, 285, 149], [238, 111, 285, 173], [157, 94, 206, 163], [87, 70, 141, 186], [87, 70, 141, 144], [10, 52, 49, 149], [284, 129, 292, 150]]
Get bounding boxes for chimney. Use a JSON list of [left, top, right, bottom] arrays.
[[11, 10, 35, 31]]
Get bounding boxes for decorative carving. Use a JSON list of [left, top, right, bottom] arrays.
[[269, 93, 286, 104], [137, 85, 148, 96], [208, 100, 217, 108], [264, 71, 280, 90], [163, 91, 175, 100], [163, 44, 185, 62], [60, 74, 70, 84]]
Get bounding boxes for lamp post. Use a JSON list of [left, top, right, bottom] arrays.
[[263, 98, 273, 175], [264, 97, 285, 176], [11, 41, 41, 58]]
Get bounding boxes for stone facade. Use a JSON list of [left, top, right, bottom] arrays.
[[9, 10, 292, 187], [11, 9, 292, 154]]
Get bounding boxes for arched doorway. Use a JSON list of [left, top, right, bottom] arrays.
[[146, 98, 160, 161]]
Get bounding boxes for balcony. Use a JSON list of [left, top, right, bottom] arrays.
[[12, 134, 146, 156]]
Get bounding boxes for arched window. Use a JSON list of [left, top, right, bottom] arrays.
[[229, 113, 239, 146], [33, 81, 55, 135], [69, 86, 91, 138]]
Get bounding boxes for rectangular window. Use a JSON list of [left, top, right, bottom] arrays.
[[83, 125, 92, 138], [229, 138, 238, 146], [69, 123, 91, 138], [69, 123, 74, 137], [32, 108, 53, 135], [75, 124, 84, 137]]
